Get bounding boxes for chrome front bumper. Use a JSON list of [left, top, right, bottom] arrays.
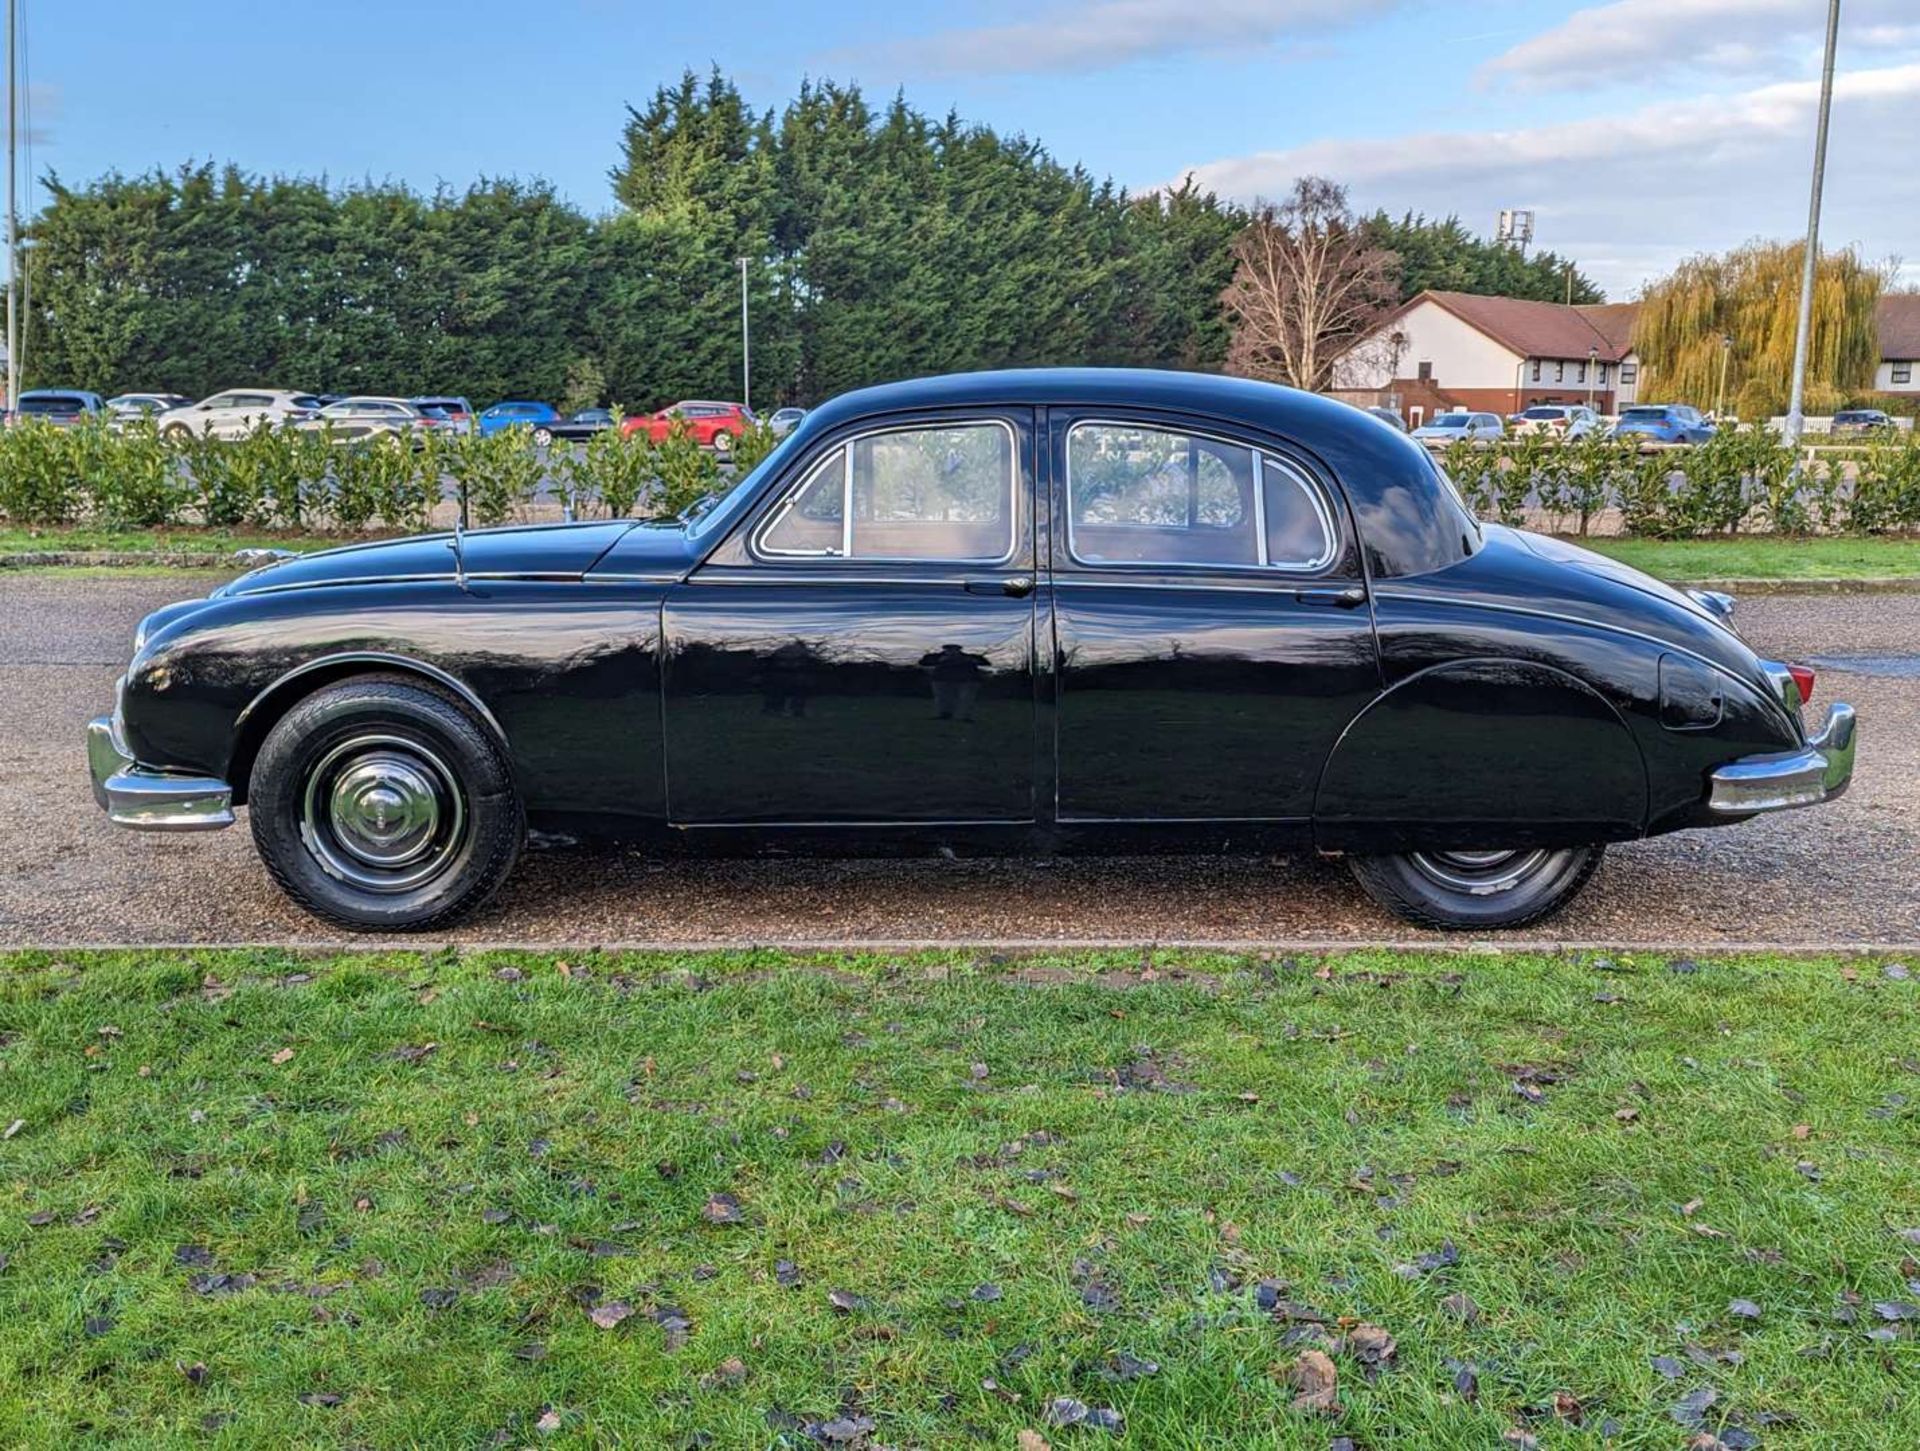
[[87, 715, 235, 831], [1707, 701, 1857, 815]]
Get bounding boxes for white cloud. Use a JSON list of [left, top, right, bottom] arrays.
[[1479, 0, 1920, 92], [854, 0, 1402, 76], [1176, 63, 1920, 297]]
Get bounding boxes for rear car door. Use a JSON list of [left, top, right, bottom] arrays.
[[662, 411, 1038, 825], [1048, 411, 1380, 827]]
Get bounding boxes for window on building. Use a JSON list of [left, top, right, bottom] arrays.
[[1599, 364, 1609, 386], [1531, 360, 1541, 382], [1576, 361, 1587, 383], [1621, 363, 1638, 385], [1416, 361, 1433, 381], [1554, 361, 1565, 382], [1894, 361, 1914, 385]]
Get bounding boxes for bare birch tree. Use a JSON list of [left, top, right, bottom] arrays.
[[1222, 177, 1400, 390]]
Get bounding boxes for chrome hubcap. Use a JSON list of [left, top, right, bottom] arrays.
[[1408, 848, 1551, 895], [302, 734, 466, 892]]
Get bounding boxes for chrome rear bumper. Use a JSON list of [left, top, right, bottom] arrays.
[[87, 715, 235, 831], [1707, 702, 1857, 815]]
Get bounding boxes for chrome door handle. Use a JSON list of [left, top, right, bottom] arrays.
[[1293, 586, 1367, 609], [968, 575, 1034, 598]]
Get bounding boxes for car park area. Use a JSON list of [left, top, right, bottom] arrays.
[[7, 569, 1914, 948]]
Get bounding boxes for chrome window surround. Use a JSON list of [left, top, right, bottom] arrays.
[[750, 418, 1019, 566], [1063, 418, 1337, 573]]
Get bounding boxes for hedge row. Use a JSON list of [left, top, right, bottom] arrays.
[[1437, 429, 1920, 539], [0, 417, 782, 533]]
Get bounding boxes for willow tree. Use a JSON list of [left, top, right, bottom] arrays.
[[1631, 241, 1884, 419]]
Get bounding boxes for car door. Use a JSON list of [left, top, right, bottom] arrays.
[[661, 410, 1038, 825], [1049, 411, 1380, 827]]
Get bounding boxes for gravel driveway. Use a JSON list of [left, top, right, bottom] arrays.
[[3, 570, 1914, 949]]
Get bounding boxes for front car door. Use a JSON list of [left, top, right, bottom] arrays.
[[1049, 411, 1380, 834], [662, 409, 1038, 826]]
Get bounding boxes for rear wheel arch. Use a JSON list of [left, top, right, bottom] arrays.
[[227, 654, 508, 806], [1313, 655, 1650, 849]]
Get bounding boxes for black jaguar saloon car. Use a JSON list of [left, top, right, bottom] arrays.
[[87, 369, 1857, 932]]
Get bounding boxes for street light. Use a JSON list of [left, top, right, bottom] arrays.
[[736, 256, 751, 414], [1785, 0, 1842, 455], [1716, 334, 1734, 420], [1586, 345, 1597, 411]]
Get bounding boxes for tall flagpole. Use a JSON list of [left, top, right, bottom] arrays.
[[6, 0, 17, 413], [1784, 0, 1841, 455]]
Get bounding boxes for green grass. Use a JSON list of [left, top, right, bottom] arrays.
[[2, 948, 1916, 1447], [0, 525, 356, 558], [1578, 534, 1920, 580]]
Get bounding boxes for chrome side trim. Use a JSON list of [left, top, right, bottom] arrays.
[[87, 716, 235, 831], [1707, 701, 1857, 814], [231, 571, 582, 597]]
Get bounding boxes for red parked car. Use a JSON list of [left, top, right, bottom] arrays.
[[620, 400, 754, 451]]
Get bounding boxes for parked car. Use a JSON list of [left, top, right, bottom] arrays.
[[1362, 405, 1408, 432], [296, 396, 435, 445], [8, 389, 106, 427], [1610, 404, 1715, 444], [1509, 404, 1599, 439], [155, 389, 323, 441], [1830, 408, 1896, 437], [106, 392, 195, 426], [767, 406, 809, 436], [86, 368, 1857, 933], [410, 396, 475, 436], [476, 401, 560, 438], [542, 408, 618, 445], [621, 400, 754, 451], [1412, 411, 1504, 443]]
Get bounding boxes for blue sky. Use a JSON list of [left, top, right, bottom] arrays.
[[22, 0, 1920, 297]]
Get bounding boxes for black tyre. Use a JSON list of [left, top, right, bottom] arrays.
[[248, 677, 523, 931], [1348, 846, 1603, 930]]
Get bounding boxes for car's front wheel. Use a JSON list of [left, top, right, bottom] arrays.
[[249, 678, 523, 931], [1348, 845, 1603, 930], [532, 426, 553, 447], [709, 429, 733, 453]]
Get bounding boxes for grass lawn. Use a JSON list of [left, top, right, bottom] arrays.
[[0, 525, 353, 559], [1577, 535, 1920, 581], [2, 949, 1916, 1447]]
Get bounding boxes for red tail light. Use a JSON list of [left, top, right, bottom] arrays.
[[1787, 664, 1815, 705]]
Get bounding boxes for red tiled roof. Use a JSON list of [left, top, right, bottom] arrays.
[[1410, 290, 1636, 362], [1879, 294, 1920, 360]]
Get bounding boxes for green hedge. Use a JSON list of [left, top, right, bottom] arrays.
[[1438, 430, 1920, 539], [0, 415, 762, 534]]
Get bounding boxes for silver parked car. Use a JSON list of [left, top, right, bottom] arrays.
[[1412, 411, 1505, 443], [105, 392, 195, 428], [156, 389, 323, 441], [296, 396, 433, 445], [1509, 404, 1599, 439], [410, 396, 476, 436], [767, 406, 808, 436]]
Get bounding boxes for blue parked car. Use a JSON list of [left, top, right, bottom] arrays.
[[1610, 404, 1715, 444], [476, 400, 560, 439]]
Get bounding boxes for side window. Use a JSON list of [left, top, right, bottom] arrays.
[[758, 422, 1016, 562], [1068, 422, 1333, 571]]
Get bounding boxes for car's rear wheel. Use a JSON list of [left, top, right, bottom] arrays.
[[249, 678, 523, 931], [709, 429, 733, 453], [1348, 845, 1603, 930], [532, 426, 553, 447]]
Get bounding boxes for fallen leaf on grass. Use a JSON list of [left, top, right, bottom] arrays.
[[389, 1043, 438, 1064], [1286, 1349, 1339, 1413], [1347, 1323, 1397, 1372], [588, 1300, 633, 1330], [177, 1361, 207, 1384], [1017, 1433, 1051, 1451], [1043, 1398, 1123, 1433], [535, 1409, 563, 1435], [1874, 1301, 1920, 1321], [2, 1119, 23, 1140], [297, 1392, 343, 1408], [1100, 1350, 1158, 1381], [808, 1414, 878, 1443], [827, 1289, 867, 1314], [1439, 1292, 1482, 1324], [420, 1287, 459, 1310], [701, 1193, 746, 1225], [703, 1356, 747, 1388], [271, 1047, 295, 1065], [1728, 1298, 1762, 1320]]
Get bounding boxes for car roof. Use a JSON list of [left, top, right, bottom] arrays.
[[330, 395, 414, 406], [783, 367, 1466, 579]]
